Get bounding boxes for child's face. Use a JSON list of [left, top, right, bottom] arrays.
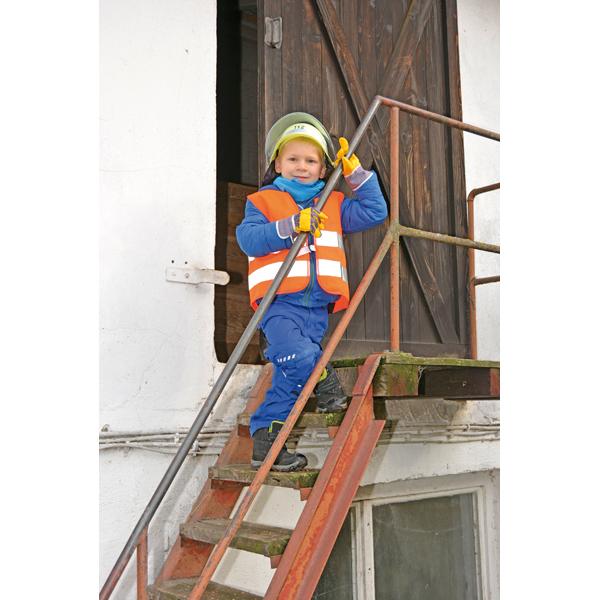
[[274, 139, 326, 184]]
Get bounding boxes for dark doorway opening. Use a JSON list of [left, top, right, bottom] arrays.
[[214, 0, 262, 364]]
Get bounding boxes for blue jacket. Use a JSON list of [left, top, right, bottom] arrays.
[[236, 172, 388, 307]]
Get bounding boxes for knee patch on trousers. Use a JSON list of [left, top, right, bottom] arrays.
[[266, 343, 320, 375]]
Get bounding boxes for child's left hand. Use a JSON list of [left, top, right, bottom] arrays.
[[334, 137, 362, 176]]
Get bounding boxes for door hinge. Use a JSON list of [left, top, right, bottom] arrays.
[[264, 17, 282, 49]]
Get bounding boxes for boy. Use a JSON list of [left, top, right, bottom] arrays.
[[237, 113, 387, 471]]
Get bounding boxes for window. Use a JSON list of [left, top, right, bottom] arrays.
[[371, 494, 481, 599], [315, 478, 493, 599]]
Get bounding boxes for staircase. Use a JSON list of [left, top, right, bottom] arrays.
[[100, 95, 501, 600], [146, 352, 499, 599]]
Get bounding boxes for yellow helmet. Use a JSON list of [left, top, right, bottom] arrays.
[[265, 112, 335, 166]]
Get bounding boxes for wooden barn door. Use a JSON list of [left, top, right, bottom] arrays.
[[257, 0, 469, 358]]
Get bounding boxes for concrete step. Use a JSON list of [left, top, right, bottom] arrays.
[[181, 517, 292, 558], [148, 578, 261, 600]]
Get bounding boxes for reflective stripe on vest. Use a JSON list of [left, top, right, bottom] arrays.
[[248, 259, 310, 290], [245, 189, 350, 313]]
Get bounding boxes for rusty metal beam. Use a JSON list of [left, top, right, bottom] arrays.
[[264, 354, 385, 599], [377, 95, 500, 141], [398, 223, 500, 253], [390, 107, 401, 352], [136, 528, 148, 600], [474, 275, 500, 286]]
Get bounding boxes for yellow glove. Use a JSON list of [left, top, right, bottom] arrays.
[[334, 137, 361, 176], [293, 207, 328, 238]]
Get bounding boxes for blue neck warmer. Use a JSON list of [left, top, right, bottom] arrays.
[[272, 176, 325, 205]]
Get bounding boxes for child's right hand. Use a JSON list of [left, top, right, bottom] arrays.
[[276, 208, 327, 239], [293, 207, 327, 237]]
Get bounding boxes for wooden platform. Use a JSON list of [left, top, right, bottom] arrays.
[[333, 351, 500, 399]]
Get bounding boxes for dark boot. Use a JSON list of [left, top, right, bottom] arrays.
[[251, 420, 308, 472], [315, 363, 348, 413]]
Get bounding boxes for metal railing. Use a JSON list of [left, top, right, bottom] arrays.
[[467, 182, 500, 358], [100, 94, 500, 599]]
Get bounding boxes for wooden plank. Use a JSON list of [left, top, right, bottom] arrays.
[[338, 0, 367, 344], [302, 0, 323, 117], [282, 0, 304, 112], [374, 396, 462, 424], [209, 464, 320, 490], [214, 181, 261, 364], [333, 352, 499, 369], [378, 0, 435, 132], [181, 518, 292, 558], [444, 0, 470, 346], [374, 397, 499, 426], [420, 367, 500, 398], [330, 338, 468, 360], [149, 579, 261, 600], [335, 363, 420, 397], [238, 411, 345, 430], [258, 0, 283, 178], [425, 3, 457, 346]]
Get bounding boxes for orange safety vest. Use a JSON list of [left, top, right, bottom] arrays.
[[247, 189, 350, 313]]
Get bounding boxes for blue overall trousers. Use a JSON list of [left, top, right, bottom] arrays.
[[249, 298, 329, 436]]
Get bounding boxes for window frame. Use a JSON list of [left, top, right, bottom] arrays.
[[347, 472, 495, 600]]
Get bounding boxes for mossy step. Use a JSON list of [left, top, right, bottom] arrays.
[[238, 411, 345, 429], [181, 518, 292, 557], [148, 578, 261, 600], [333, 351, 500, 369], [209, 464, 320, 490]]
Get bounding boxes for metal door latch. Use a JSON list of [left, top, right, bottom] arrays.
[[264, 17, 282, 49], [165, 266, 230, 286]]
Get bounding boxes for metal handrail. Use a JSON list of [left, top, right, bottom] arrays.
[[100, 95, 500, 599], [467, 182, 500, 358]]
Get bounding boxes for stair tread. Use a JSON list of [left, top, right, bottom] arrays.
[[238, 411, 345, 429], [181, 518, 292, 557], [148, 578, 261, 600], [209, 464, 319, 489]]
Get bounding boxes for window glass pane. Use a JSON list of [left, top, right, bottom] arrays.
[[313, 508, 356, 599], [372, 494, 480, 600]]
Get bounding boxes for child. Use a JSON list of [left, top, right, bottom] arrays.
[[236, 112, 388, 471]]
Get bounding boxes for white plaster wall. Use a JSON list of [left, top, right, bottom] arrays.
[[457, 0, 500, 361], [100, 0, 217, 432], [99, 0, 223, 594]]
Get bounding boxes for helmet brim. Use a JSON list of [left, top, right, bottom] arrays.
[[265, 112, 335, 166]]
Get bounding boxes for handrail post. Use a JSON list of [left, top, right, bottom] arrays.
[[467, 183, 500, 358], [389, 106, 400, 351], [136, 527, 148, 600]]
